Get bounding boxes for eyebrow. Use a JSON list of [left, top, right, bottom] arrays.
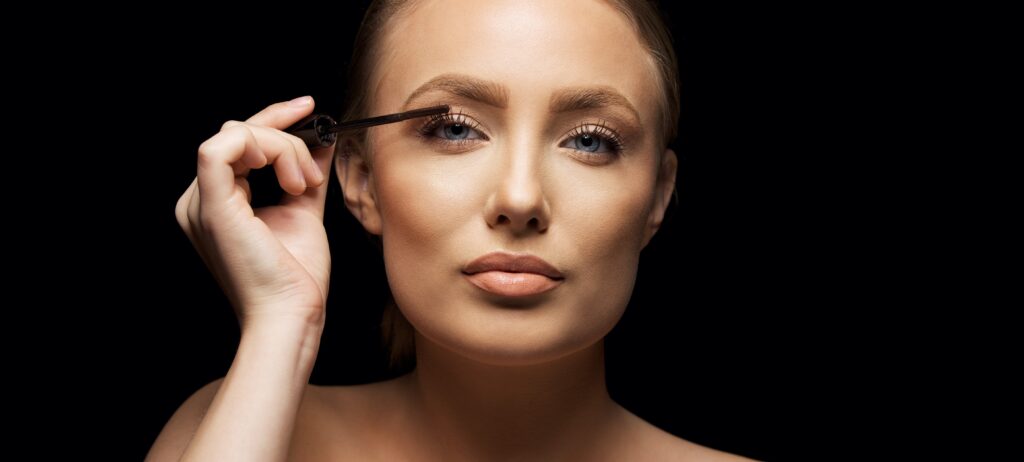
[[549, 86, 642, 122], [403, 73, 640, 122], [403, 73, 509, 109]]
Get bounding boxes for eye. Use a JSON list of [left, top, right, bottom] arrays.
[[569, 133, 604, 152], [560, 122, 624, 156], [418, 112, 486, 144], [440, 122, 474, 140]]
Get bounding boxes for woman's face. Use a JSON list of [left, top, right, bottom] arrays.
[[339, 0, 676, 366]]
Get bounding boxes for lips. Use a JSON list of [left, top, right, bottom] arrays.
[[462, 252, 564, 297]]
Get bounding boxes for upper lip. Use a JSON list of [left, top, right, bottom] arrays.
[[463, 252, 564, 280]]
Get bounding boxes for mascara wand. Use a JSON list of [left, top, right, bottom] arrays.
[[287, 105, 450, 148]]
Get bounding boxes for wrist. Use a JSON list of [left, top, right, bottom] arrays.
[[242, 314, 324, 342], [241, 304, 325, 333], [239, 316, 325, 371]]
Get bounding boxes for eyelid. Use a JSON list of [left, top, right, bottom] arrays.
[[418, 109, 487, 134]]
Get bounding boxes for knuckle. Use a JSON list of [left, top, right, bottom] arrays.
[[197, 133, 234, 165], [188, 204, 201, 231], [221, 119, 242, 131], [197, 207, 217, 231], [197, 138, 219, 160], [175, 194, 190, 228]]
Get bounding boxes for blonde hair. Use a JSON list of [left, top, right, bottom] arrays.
[[339, 0, 681, 371]]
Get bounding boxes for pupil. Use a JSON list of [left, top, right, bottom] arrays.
[[450, 124, 464, 136], [581, 135, 593, 147]]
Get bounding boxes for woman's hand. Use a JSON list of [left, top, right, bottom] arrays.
[[175, 96, 335, 329]]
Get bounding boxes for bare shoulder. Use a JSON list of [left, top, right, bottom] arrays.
[[288, 375, 412, 461], [306, 374, 409, 411], [616, 405, 760, 462], [303, 373, 411, 428], [145, 377, 225, 461]]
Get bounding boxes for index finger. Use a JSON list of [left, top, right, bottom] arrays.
[[246, 96, 317, 129]]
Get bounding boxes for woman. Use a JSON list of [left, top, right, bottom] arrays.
[[147, 0, 756, 460]]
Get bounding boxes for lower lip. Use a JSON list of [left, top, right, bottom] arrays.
[[464, 271, 562, 297]]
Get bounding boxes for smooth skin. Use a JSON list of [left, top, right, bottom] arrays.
[[148, 0, 757, 461]]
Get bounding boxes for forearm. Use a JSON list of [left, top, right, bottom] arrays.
[[180, 318, 323, 462]]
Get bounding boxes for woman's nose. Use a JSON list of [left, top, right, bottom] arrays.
[[483, 148, 551, 235]]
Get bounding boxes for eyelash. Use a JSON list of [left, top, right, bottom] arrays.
[[416, 110, 486, 148], [565, 120, 625, 155], [416, 111, 626, 156]]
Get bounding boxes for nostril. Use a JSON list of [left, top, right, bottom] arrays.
[[497, 215, 510, 225]]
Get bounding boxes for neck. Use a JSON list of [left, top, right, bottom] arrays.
[[398, 332, 622, 461]]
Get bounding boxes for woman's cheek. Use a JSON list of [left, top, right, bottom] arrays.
[[570, 182, 652, 324], [570, 172, 654, 259], [376, 159, 477, 243]]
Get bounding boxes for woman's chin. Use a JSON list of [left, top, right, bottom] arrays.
[[412, 317, 604, 367]]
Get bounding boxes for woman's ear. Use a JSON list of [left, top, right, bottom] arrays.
[[642, 148, 678, 248], [335, 137, 383, 235]]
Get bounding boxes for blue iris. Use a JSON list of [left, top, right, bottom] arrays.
[[443, 124, 469, 140], [573, 133, 601, 152]]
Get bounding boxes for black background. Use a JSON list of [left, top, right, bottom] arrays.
[[77, 2, 883, 460]]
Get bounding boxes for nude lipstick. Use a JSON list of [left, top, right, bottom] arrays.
[[462, 252, 564, 297]]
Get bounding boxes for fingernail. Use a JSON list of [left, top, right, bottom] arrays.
[[288, 95, 312, 107]]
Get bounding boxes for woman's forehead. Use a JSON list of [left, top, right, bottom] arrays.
[[371, 0, 659, 119]]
